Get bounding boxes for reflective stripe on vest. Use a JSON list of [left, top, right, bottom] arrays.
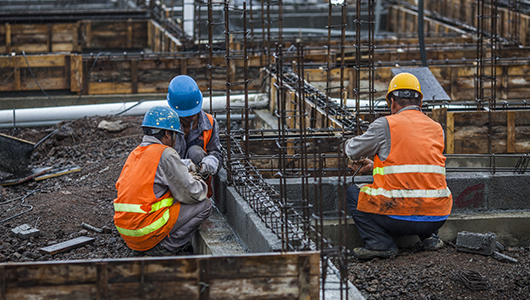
[[360, 186, 452, 199], [116, 209, 170, 237], [357, 110, 452, 216], [372, 165, 446, 176], [114, 197, 174, 213]]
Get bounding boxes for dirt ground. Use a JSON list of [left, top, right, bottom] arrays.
[[1, 115, 529, 299]]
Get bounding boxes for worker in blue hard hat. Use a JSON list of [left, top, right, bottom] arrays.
[[113, 106, 212, 256], [167, 75, 222, 198]]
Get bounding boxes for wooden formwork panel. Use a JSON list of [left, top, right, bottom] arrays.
[[432, 110, 530, 154], [400, 0, 530, 46], [0, 54, 81, 93], [0, 20, 148, 55], [0, 252, 320, 300]]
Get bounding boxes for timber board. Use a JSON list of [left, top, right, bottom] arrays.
[[0, 252, 319, 300]]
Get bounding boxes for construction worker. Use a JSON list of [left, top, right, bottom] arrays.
[[167, 75, 222, 198], [114, 106, 212, 256], [344, 72, 453, 260]]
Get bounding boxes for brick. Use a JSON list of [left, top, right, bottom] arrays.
[[455, 231, 497, 256], [18, 228, 41, 240], [11, 224, 32, 237]]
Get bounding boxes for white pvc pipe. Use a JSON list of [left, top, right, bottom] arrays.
[[0, 93, 268, 128]]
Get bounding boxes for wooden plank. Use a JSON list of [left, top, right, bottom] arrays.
[[6, 285, 96, 300], [88, 82, 132, 94], [131, 59, 138, 94], [12, 57, 21, 91], [85, 20, 92, 49], [446, 112, 454, 154], [97, 262, 108, 300], [199, 259, 210, 300], [209, 277, 299, 300], [70, 54, 83, 92], [39, 236, 95, 255], [47, 24, 52, 52], [298, 255, 311, 300], [127, 19, 133, 49], [5, 23, 11, 53], [507, 111, 516, 153]]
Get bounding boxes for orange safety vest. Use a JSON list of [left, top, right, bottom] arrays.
[[202, 113, 214, 198], [113, 143, 181, 251], [357, 110, 452, 216]]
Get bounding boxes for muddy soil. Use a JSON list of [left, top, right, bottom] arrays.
[[1, 115, 529, 299]]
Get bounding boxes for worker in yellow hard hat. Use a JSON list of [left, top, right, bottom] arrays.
[[344, 72, 453, 260]]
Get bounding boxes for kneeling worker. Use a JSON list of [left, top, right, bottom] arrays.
[[114, 106, 212, 256], [167, 75, 222, 198], [345, 72, 452, 260]]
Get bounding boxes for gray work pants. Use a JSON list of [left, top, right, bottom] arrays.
[[159, 199, 213, 252]]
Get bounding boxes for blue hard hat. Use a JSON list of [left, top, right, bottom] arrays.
[[141, 106, 183, 133], [167, 75, 203, 117]]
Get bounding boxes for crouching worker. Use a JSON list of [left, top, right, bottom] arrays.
[[345, 72, 452, 260], [167, 75, 222, 198], [114, 106, 212, 256]]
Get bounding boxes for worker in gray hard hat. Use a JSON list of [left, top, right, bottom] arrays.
[[113, 106, 212, 256], [167, 75, 222, 198]]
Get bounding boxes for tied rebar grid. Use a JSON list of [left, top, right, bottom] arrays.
[[321, 0, 349, 130], [475, 0, 498, 154], [274, 43, 312, 252], [282, 72, 369, 131], [354, 0, 376, 134]]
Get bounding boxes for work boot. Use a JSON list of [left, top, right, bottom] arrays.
[[174, 241, 194, 255], [352, 247, 399, 260], [422, 236, 444, 251], [143, 244, 176, 256]]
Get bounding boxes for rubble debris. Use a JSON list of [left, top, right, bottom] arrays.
[[11, 224, 41, 240], [98, 120, 127, 132], [39, 236, 95, 255], [492, 251, 519, 263], [456, 231, 497, 256], [81, 222, 103, 233]]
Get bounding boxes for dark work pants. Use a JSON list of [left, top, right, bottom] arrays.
[[346, 184, 446, 250]]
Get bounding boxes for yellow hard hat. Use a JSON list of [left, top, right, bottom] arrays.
[[386, 72, 423, 106]]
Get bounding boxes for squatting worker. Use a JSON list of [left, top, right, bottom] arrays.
[[344, 72, 453, 260], [167, 75, 222, 198], [113, 106, 212, 256]]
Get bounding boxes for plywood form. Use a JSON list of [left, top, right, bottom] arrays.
[[0, 54, 77, 92], [0, 20, 148, 55], [432, 110, 530, 154], [398, 0, 530, 46], [0, 252, 320, 300]]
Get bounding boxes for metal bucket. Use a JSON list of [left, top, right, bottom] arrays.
[[0, 133, 35, 174]]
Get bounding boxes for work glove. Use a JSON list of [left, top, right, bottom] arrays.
[[198, 155, 219, 178], [181, 159, 197, 173]]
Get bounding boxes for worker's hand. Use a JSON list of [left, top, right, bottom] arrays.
[[181, 159, 197, 173], [348, 158, 374, 174], [199, 155, 219, 177]]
